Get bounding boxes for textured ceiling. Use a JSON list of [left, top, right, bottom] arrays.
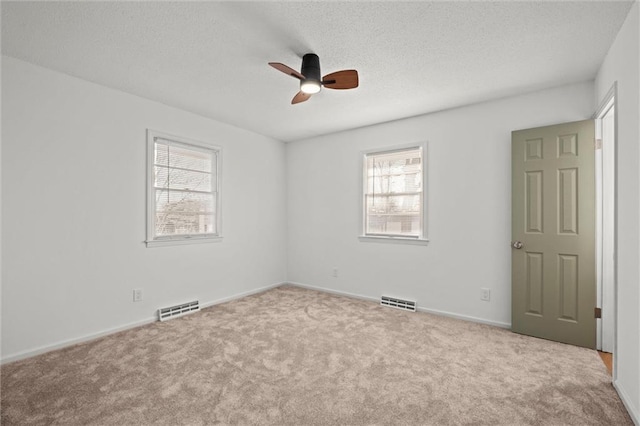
[[1, 1, 634, 142]]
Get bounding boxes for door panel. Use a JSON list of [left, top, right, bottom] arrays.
[[525, 252, 543, 315], [525, 171, 543, 233], [512, 120, 596, 349]]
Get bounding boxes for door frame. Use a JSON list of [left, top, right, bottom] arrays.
[[593, 82, 617, 378]]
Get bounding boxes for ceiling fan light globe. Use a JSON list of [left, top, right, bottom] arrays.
[[300, 80, 321, 94]]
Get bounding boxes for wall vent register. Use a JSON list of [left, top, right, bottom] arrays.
[[158, 301, 200, 322], [380, 296, 416, 312]]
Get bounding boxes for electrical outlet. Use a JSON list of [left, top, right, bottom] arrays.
[[133, 288, 143, 302], [332, 268, 338, 278], [480, 288, 491, 302]]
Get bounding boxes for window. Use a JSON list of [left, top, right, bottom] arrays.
[[146, 130, 221, 247], [360, 144, 428, 244]]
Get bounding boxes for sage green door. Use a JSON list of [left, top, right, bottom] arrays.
[[512, 120, 596, 349]]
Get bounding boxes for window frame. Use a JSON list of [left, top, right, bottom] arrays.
[[146, 129, 222, 248], [359, 142, 429, 246]]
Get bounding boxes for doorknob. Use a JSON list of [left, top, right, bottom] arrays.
[[511, 241, 523, 249]]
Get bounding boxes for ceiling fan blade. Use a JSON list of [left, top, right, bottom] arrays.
[[269, 62, 305, 80], [322, 70, 359, 90], [291, 91, 311, 104]]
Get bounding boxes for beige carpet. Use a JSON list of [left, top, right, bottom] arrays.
[[1, 285, 632, 425]]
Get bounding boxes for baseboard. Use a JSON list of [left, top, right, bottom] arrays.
[[1, 316, 157, 365], [200, 281, 286, 309], [1, 281, 512, 364], [1, 281, 288, 365], [287, 281, 511, 329], [417, 306, 511, 329], [288, 281, 380, 304], [613, 380, 640, 425]]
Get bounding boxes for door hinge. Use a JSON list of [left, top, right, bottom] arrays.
[[595, 139, 603, 150], [595, 307, 602, 318]]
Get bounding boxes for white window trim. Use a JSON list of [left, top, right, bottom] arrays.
[[145, 129, 223, 248], [359, 142, 429, 246]]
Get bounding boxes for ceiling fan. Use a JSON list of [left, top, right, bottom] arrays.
[[268, 53, 359, 104]]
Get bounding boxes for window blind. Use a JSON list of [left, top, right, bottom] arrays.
[[153, 137, 217, 238], [364, 147, 423, 238]]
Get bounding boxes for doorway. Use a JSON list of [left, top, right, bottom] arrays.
[[595, 86, 617, 372]]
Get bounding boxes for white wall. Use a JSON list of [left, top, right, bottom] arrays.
[[595, 2, 640, 422], [287, 81, 594, 328], [1, 56, 288, 362]]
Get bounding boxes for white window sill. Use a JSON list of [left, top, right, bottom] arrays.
[[145, 236, 223, 248], [358, 235, 430, 246]]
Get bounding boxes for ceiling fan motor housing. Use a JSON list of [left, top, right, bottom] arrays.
[[301, 53, 321, 83]]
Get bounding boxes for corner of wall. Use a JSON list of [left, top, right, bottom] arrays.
[[594, 1, 640, 421]]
